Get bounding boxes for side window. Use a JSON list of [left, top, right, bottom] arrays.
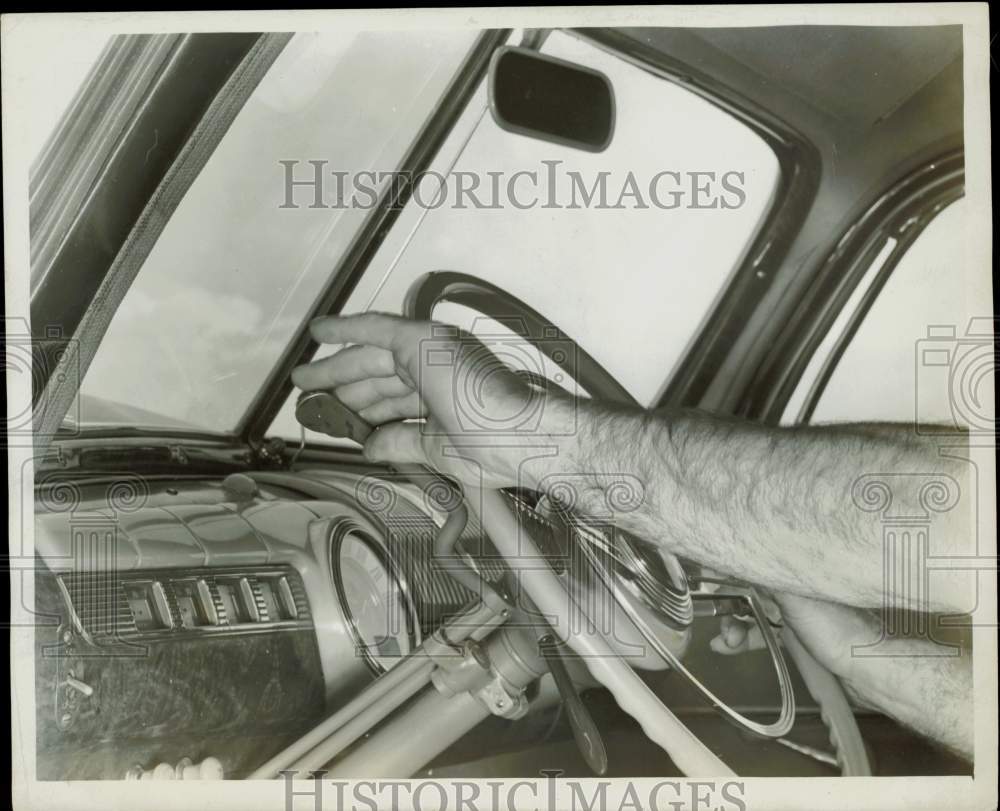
[[785, 198, 986, 428]]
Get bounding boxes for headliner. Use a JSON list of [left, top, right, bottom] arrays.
[[621, 25, 962, 139]]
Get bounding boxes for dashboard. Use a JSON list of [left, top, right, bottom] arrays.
[[31, 461, 848, 780], [32, 467, 488, 779]]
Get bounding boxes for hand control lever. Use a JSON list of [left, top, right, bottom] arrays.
[[295, 390, 374, 444]]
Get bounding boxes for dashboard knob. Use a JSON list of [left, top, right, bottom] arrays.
[[124, 757, 222, 780], [222, 473, 259, 502], [176, 756, 224, 780], [123, 764, 144, 781], [142, 762, 175, 780]]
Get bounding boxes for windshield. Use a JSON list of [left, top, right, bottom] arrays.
[[270, 31, 780, 442], [71, 30, 779, 436], [73, 31, 477, 432]]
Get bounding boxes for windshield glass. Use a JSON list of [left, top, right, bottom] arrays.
[[270, 31, 780, 442], [71, 30, 779, 437], [74, 31, 477, 432]]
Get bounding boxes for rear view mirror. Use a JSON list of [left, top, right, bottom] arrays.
[[488, 46, 615, 153]]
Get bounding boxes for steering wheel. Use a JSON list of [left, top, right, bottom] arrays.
[[403, 271, 870, 775]]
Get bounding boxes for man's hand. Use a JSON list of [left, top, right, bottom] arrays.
[[291, 313, 569, 488], [711, 592, 878, 681], [712, 593, 974, 760]]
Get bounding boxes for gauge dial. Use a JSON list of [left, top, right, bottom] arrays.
[[334, 528, 417, 672]]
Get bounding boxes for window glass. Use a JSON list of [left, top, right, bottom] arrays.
[[75, 31, 477, 432], [798, 198, 984, 426], [271, 31, 780, 442]]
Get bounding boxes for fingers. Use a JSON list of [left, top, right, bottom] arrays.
[[310, 312, 420, 351], [292, 344, 397, 391], [335, 376, 413, 412], [363, 422, 428, 466], [358, 391, 424, 424]]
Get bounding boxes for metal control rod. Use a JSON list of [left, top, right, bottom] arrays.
[[250, 657, 434, 779], [326, 625, 546, 779], [470, 487, 735, 776], [393, 462, 507, 604], [250, 599, 504, 779], [326, 687, 490, 779], [289, 660, 436, 776]]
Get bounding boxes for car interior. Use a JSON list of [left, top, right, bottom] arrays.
[[27, 25, 973, 781]]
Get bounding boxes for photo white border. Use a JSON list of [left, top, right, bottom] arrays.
[[4, 5, 994, 811]]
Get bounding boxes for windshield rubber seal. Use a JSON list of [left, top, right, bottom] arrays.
[[30, 33, 291, 454], [742, 150, 965, 423]]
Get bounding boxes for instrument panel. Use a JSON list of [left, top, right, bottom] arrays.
[[32, 465, 703, 779], [32, 468, 483, 779]]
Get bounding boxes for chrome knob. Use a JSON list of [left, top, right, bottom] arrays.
[[176, 756, 224, 780]]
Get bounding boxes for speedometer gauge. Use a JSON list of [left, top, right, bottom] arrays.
[[331, 525, 418, 673]]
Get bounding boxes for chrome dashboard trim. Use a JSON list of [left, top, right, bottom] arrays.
[[55, 565, 314, 644], [327, 519, 421, 675]]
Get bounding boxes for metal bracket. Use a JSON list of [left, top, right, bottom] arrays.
[[429, 636, 530, 720], [474, 673, 529, 720]]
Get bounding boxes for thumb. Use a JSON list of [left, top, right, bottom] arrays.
[[363, 422, 428, 466]]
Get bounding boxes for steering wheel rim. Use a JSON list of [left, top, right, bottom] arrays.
[[523, 494, 797, 739], [404, 270, 636, 405], [403, 270, 867, 775]]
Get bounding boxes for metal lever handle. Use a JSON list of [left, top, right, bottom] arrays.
[[538, 634, 609, 776], [295, 390, 374, 444]]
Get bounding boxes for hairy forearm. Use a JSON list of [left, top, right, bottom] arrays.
[[838, 619, 974, 761], [527, 397, 971, 612]]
